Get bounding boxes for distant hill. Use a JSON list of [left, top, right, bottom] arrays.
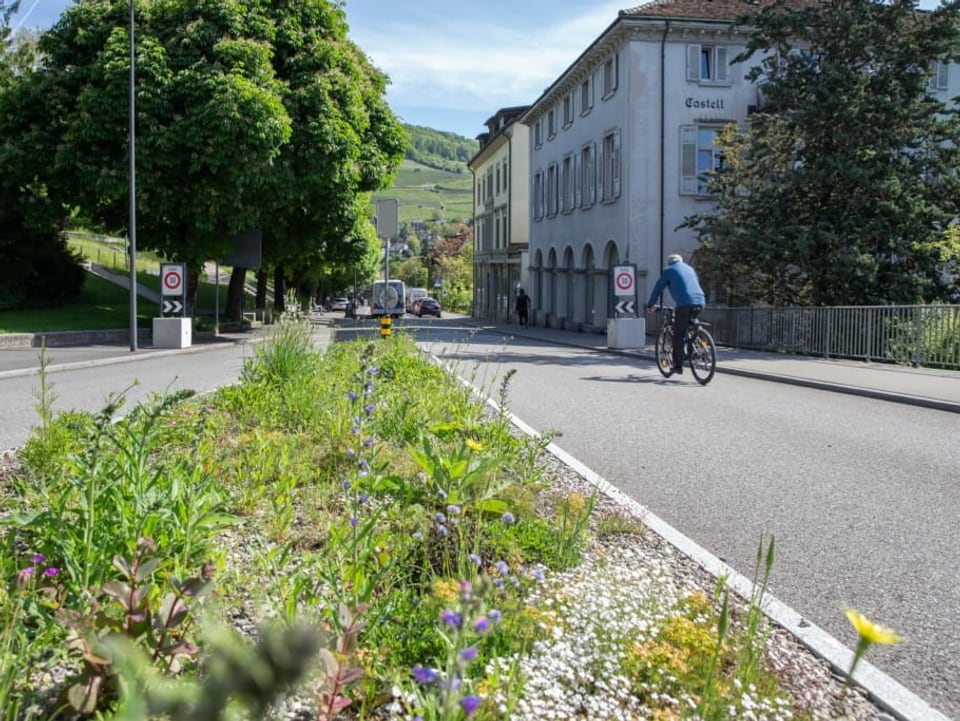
[[403, 124, 478, 174], [372, 158, 473, 225]]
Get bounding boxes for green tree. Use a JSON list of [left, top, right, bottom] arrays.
[[687, 0, 960, 306], [2, 0, 404, 317], [21, 0, 292, 313], [0, 1, 87, 311], [242, 0, 406, 315]]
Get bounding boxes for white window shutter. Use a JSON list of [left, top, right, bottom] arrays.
[[612, 130, 622, 198], [687, 45, 701, 82], [590, 143, 597, 205], [716, 47, 729, 84], [598, 142, 605, 201], [575, 152, 582, 207], [680, 125, 698, 195]]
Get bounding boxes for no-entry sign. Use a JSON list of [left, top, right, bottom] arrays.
[[161, 264, 185, 296]]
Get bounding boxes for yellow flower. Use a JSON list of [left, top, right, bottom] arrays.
[[466, 438, 483, 452], [845, 609, 902, 645]]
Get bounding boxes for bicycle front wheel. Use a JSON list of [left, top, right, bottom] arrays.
[[688, 328, 716, 385], [655, 325, 674, 378]]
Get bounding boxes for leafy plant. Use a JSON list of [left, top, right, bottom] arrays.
[[57, 538, 212, 715]]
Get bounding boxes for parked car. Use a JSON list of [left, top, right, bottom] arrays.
[[416, 297, 441, 318], [330, 297, 349, 312]]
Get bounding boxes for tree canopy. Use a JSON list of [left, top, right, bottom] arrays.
[[0, 0, 406, 313], [686, 0, 960, 306]]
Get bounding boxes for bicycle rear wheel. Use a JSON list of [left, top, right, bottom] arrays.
[[688, 328, 716, 385], [655, 325, 674, 378]]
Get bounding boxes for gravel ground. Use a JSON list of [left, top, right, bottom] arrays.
[[0, 436, 893, 721]]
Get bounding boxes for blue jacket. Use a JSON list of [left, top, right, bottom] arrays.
[[646, 261, 706, 307]]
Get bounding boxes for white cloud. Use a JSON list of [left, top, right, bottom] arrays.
[[350, 2, 624, 114]]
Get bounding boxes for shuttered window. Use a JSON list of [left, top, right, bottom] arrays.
[[680, 125, 723, 196], [686, 44, 731, 85]]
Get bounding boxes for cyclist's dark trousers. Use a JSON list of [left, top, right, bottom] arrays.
[[672, 305, 703, 369]]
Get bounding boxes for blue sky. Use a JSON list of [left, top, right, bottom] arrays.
[[9, 0, 945, 139]]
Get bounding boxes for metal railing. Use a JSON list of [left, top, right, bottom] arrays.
[[694, 305, 960, 369]]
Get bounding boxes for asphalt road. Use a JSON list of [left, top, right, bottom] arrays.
[[0, 342, 260, 450], [415, 324, 960, 721]]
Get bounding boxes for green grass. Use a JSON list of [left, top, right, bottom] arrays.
[[0, 275, 158, 333], [370, 159, 474, 226]]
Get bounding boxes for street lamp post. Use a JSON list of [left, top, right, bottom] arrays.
[[128, 0, 138, 352]]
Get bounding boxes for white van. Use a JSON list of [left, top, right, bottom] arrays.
[[371, 279, 406, 318], [405, 286, 428, 313]]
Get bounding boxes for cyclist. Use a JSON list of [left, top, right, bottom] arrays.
[[645, 253, 705, 375]]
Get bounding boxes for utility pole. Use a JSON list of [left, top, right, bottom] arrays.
[[127, 0, 138, 352]]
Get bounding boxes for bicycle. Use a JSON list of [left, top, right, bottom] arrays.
[[652, 306, 717, 385]]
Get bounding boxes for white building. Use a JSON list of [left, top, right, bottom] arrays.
[[469, 106, 531, 321], [517, 0, 780, 331], [471, 0, 956, 328]]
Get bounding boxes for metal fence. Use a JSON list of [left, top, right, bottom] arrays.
[[696, 305, 960, 369]]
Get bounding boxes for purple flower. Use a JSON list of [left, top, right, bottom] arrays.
[[501, 512, 515, 524], [460, 645, 478, 662], [412, 664, 440, 685], [446, 504, 461, 516], [435, 512, 446, 523], [44, 567, 58, 577], [350, 517, 358, 527], [347, 390, 357, 402], [441, 609, 462, 629], [364, 403, 375, 414], [345, 447, 355, 458], [343, 480, 352, 490], [495, 560, 509, 575], [468, 553, 482, 567], [363, 437, 374, 447], [461, 695, 483, 716], [437, 524, 448, 536], [533, 568, 545, 581], [359, 494, 369, 504], [412, 531, 424, 541], [369, 367, 380, 376], [488, 609, 502, 623], [30, 554, 46, 564], [474, 616, 490, 633]]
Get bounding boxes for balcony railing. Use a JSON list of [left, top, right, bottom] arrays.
[[693, 305, 960, 370]]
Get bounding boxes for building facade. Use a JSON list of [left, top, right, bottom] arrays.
[[472, 0, 956, 329], [519, 0, 782, 331], [468, 106, 530, 321]]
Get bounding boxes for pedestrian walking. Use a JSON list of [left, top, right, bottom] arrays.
[[515, 288, 531, 328]]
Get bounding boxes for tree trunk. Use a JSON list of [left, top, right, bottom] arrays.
[[273, 265, 286, 313], [226, 267, 247, 320], [256, 268, 268, 309]]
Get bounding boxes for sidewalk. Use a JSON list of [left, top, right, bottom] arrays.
[[2, 315, 958, 414]]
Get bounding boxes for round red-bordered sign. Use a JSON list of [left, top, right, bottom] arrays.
[[614, 269, 634, 293], [161, 266, 184, 295]]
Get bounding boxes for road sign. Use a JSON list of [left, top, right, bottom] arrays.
[[615, 300, 636, 315], [376, 198, 399, 240], [163, 299, 184, 315], [434, 279, 442, 288], [612, 265, 635, 296], [161, 263, 185, 296]]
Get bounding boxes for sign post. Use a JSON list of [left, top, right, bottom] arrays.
[[608, 264, 644, 349], [376, 198, 399, 282], [154, 262, 191, 349]]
